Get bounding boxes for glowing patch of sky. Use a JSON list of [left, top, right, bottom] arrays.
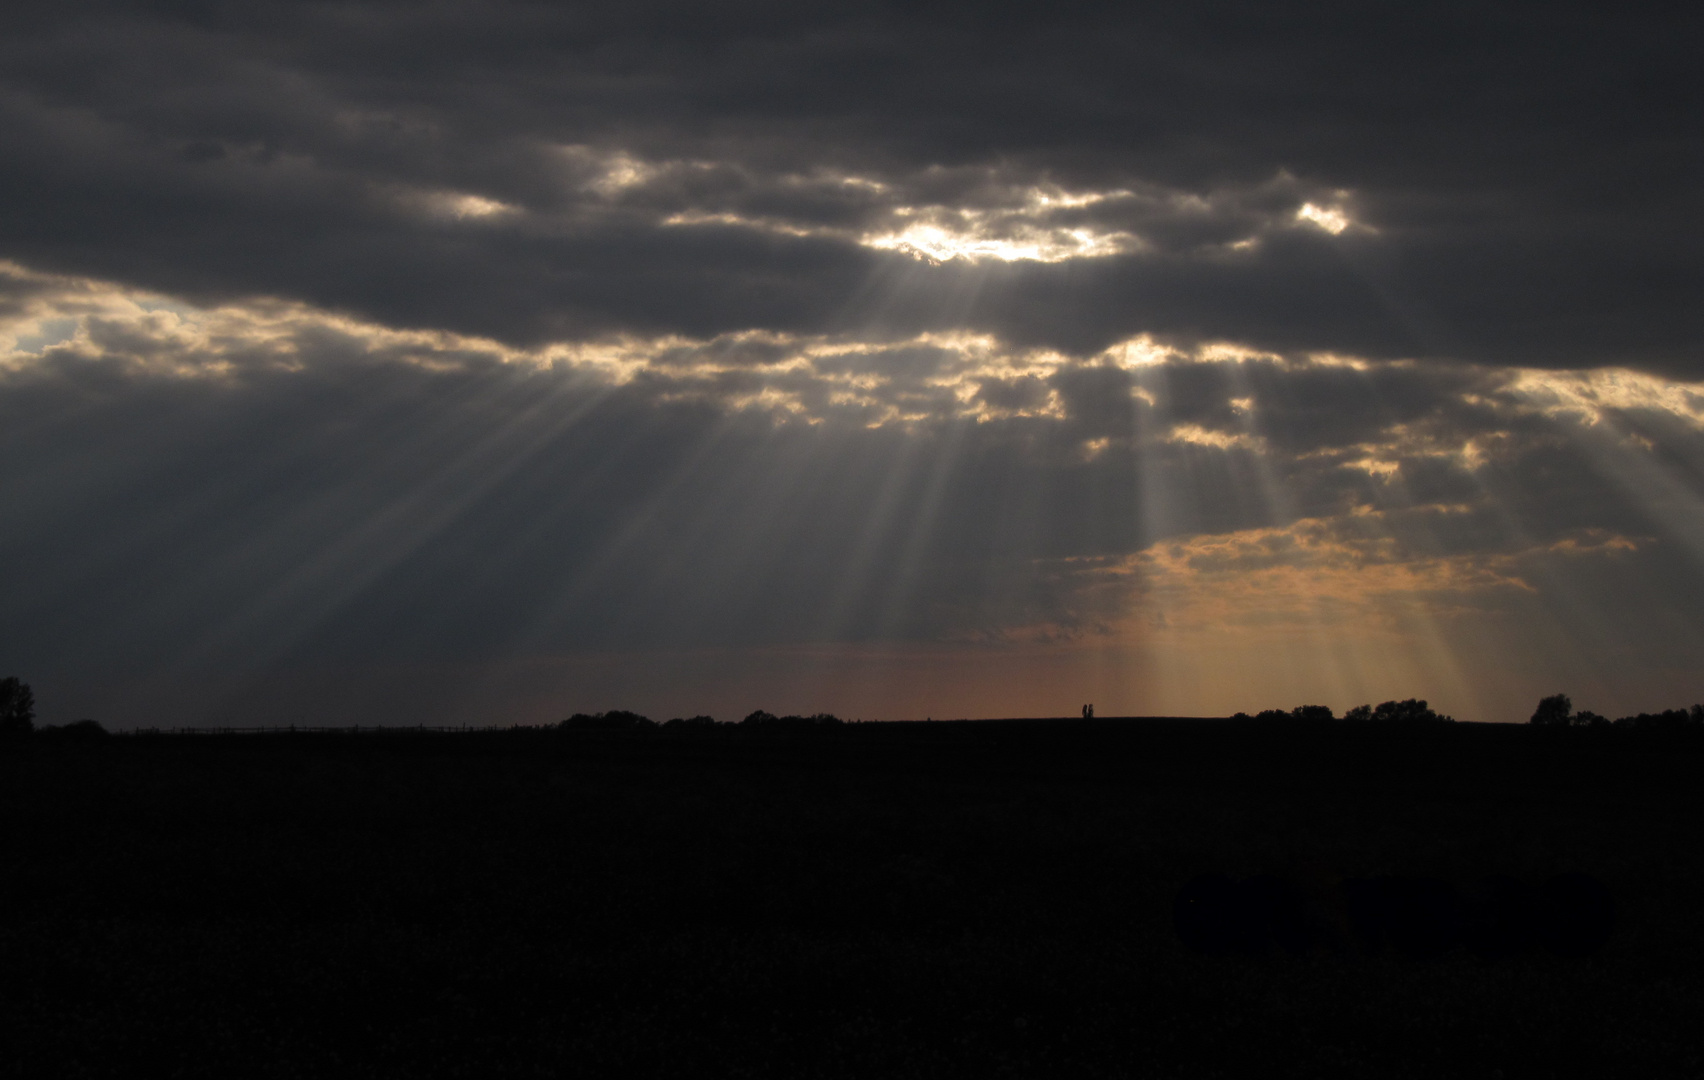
[[525, 148, 1372, 265]]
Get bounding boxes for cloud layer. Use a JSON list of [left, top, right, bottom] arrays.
[[3, 4, 1703, 723], [2, 2, 1702, 368], [6, 261, 1704, 723]]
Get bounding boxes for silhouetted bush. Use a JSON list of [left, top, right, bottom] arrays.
[[36, 719, 108, 739], [1344, 698, 1454, 723], [740, 710, 842, 728], [0, 676, 34, 736], [1613, 708, 1699, 730], [559, 710, 656, 731], [1246, 705, 1334, 722]]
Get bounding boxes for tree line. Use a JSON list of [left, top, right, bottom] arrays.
[[0, 676, 108, 738], [1527, 693, 1704, 729], [1231, 699, 1455, 723], [558, 709, 846, 731], [1233, 694, 1704, 728], [7, 671, 1701, 733]]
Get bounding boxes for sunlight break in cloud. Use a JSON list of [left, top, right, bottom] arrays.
[[1295, 202, 1351, 234], [860, 187, 1142, 263], [1506, 369, 1704, 429]]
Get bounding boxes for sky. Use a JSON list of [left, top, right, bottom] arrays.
[[3, 1, 1703, 727]]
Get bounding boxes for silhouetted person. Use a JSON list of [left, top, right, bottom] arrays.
[[1082, 704, 1094, 719], [0, 676, 33, 735]]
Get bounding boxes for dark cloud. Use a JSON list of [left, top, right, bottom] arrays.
[[974, 374, 1049, 414], [0, 2, 1700, 368]]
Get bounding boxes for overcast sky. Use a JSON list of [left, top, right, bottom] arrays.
[[4, 1, 1703, 726]]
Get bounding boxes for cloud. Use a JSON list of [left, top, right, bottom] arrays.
[[5, 267, 1704, 722], [3, 4, 1704, 722], [0, 3, 1701, 369]]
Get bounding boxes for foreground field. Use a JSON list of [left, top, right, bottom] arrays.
[[2, 720, 1702, 1078]]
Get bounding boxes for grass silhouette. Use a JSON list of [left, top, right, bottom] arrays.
[[2, 718, 1701, 1077]]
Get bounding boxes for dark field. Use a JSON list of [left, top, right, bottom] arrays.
[[3, 720, 1702, 1078]]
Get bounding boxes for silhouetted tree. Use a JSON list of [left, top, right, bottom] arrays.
[[1530, 694, 1572, 726], [1613, 708, 1693, 730], [663, 715, 719, 730], [0, 677, 34, 736], [1249, 705, 1333, 722], [1345, 699, 1454, 723]]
